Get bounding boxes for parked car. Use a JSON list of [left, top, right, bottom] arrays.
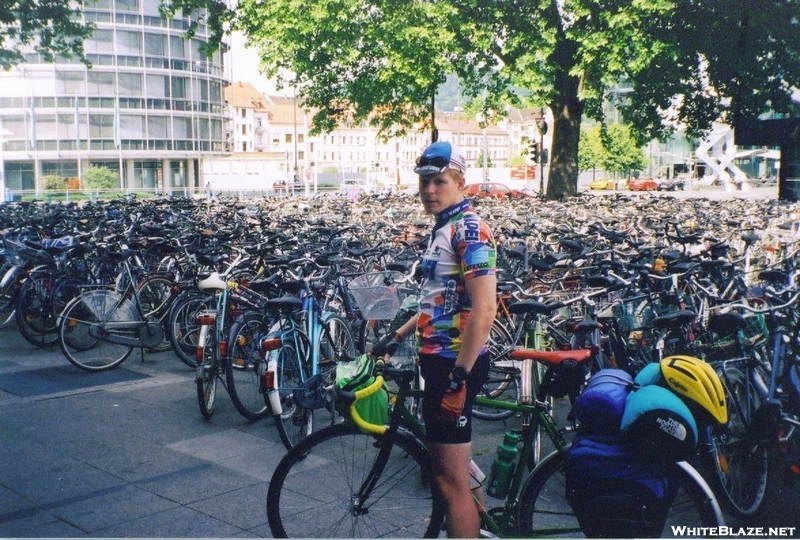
[[339, 178, 373, 194], [589, 178, 616, 190], [627, 177, 659, 191], [464, 182, 532, 199], [657, 176, 686, 191]]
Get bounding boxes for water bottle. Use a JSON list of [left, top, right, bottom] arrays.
[[486, 431, 519, 499]]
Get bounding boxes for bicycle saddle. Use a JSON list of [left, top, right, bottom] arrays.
[[509, 347, 592, 367]]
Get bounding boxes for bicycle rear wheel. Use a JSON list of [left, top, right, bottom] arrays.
[[134, 274, 174, 352], [266, 423, 445, 538], [707, 365, 769, 518], [58, 290, 135, 372], [473, 360, 521, 421], [516, 450, 723, 537], [226, 311, 270, 421], [16, 273, 60, 347]]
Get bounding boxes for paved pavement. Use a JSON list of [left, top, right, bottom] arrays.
[[1, 319, 799, 538]]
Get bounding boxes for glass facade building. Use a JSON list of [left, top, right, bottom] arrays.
[[0, 0, 228, 196]]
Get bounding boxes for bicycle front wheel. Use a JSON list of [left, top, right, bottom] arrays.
[[707, 365, 769, 518], [167, 291, 214, 368], [59, 290, 135, 372], [268, 338, 313, 450], [196, 329, 218, 419], [266, 423, 445, 538], [517, 450, 723, 537], [226, 311, 270, 421]]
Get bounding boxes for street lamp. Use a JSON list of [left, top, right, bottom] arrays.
[[537, 110, 548, 194], [0, 125, 11, 202]]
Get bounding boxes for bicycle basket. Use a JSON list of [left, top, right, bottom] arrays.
[[348, 271, 403, 320], [612, 298, 654, 333]]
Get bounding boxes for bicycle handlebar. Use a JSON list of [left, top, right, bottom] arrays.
[[335, 375, 388, 435], [716, 290, 800, 315]]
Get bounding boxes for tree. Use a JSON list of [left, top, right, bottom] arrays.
[[578, 127, 604, 177], [162, 0, 800, 200], [0, 1, 93, 70], [599, 124, 646, 177]]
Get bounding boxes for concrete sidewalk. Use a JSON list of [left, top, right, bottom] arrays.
[[0, 325, 288, 537], [1, 321, 799, 538]]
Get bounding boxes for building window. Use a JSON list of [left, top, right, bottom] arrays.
[[85, 29, 113, 55], [56, 71, 86, 94], [144, 32, 166, 56], [241, 108, 246, 118], [116, 30, 142, 55], [118, 73, 143, 96], [87, 71, 116, 95], [115, 0, 140, 12]]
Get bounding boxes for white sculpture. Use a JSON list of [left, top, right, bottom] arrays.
[[695, 123, 750, 191]]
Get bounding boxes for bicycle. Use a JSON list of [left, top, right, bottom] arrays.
[[260, 266, 359, 449], [57, 249, 177, 372], [266, 358, 724, 537], [690, 279, 800, 519]]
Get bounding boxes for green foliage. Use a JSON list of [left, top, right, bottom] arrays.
[[83, 166, 119, 191], [476, 150, 493, 169], [580, 124, 646, 175], [160, 0, 800, 200], [579, 127, 604, 173], [0, 0, 94, 70], [42, 174, 64, 191], [599, 124, 646, 174]]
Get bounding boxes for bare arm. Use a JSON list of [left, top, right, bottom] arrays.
[[454, 273, 497, 373]]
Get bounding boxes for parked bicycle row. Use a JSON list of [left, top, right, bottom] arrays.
[[2, 191, 800, 536]]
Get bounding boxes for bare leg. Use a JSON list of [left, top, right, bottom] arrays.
[[430, 442, 480, 538]]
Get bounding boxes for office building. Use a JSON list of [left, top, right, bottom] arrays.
[[0, 0, 228, 196]]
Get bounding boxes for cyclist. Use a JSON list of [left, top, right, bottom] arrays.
[[373, 141, 497, 538]]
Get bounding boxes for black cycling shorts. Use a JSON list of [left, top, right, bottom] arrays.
[[418, 352, 490, 445]]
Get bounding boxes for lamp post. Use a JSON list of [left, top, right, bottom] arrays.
[[537, 109, 548, 194], [0, 125, 10, 202]]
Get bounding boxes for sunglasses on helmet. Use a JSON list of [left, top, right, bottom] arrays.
[[414, 156, 467, 175]]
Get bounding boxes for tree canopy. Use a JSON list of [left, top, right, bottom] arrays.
[[0, 0, 93, 70], [162, 0, 797, 200]]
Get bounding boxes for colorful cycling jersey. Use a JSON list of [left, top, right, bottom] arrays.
[[416, 198, 496, 359]]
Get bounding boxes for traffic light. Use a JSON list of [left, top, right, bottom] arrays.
[[528, 143, 539, 164]]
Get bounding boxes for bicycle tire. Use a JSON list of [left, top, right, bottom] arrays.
[[707, 365, 769, 518], [266, 423, 445, 538], [516, 450, 723, 537], [167, 291, 214, 368], [473, 361, 521, 421], [133, 273, 174, 352], [196, 327, 218, 419], [16, 273, 60, 347], [474, 320, 519, 421], [320, 314, 357, 380], [226, 311, 270, 421], [58, 290, 136, 372], [268, 336, 313, 450]]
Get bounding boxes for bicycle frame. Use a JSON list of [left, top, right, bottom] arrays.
[[341, 364, 570, 537]]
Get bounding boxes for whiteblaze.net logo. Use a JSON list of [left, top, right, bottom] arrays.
[[671, 526, 797, 537]]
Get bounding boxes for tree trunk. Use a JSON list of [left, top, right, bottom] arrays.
[[545, 97, 583, 200], [545, 32, 584, 201]]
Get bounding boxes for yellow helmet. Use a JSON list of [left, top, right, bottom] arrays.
[[660, 356, 728, 425]]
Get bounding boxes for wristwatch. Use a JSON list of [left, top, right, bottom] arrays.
[[451, 364, 470, 383]]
